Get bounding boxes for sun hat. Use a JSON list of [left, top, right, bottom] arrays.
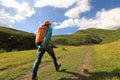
[[44, 20, 51, 25]]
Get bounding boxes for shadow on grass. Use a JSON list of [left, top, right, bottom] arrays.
[[58, 69, 120, 80]]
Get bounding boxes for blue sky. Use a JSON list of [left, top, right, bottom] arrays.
[[0, 0, 120, 35]]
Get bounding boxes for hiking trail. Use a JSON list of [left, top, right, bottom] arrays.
[[78, 49, 92, 73], [14, 47, 92, 80]]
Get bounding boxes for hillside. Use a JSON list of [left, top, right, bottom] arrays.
[[0, 26, 120, 52], [0, 26, 36, 52], [52, 28, 120, 45]]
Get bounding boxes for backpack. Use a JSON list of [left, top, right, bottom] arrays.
[[35, 25, 47, 44]]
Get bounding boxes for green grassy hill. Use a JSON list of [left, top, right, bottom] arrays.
[[0, 26, 36, 52], [1, 26, 120, 52], [52, 28, 120, 45]]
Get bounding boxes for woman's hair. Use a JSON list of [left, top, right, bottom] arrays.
[[45, 24, 51, 27]]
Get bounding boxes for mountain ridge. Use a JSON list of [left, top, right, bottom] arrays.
[[52, 28, 120, 45], [0, 26, 120, 52]]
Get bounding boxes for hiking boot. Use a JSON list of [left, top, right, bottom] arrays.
[[56, 64, 61, 71], [32, 77, 38, 80]]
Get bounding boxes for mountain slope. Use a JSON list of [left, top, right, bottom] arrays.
[[0, 26, 120, 52], [0, 26, 36, 51], [52, 28, 120, 45]]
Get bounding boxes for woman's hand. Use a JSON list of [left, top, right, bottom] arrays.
[[41, 42, 46, 46]]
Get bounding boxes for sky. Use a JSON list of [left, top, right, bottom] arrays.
[[0, 0, 120, 35]]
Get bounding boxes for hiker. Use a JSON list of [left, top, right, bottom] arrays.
[[32, 20, 61, 80]]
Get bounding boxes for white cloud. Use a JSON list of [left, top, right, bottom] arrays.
[[54, 19, 75, 29], [34, 0, 91, 18], [53, 22, 58, 25], [14, 2, 35, 22], [53, 22, 61, 25], [78, 8, 120, 30], [54, 8, 120, 30], [1, 0, 20, 8], [0, 9, 15, 28], [34, 0, 77, 8], [0, 0, 35, 27], [65, 0, 91, 18]]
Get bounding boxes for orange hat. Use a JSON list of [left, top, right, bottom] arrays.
[[44, 20, 51, 25]]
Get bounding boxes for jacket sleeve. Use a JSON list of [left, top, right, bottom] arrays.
[[43, 27, 52, 42]]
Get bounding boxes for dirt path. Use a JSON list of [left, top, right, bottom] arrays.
[[78, 48, 92, 73], [14, 47, 92, 80], [66, 48, 92, 80]]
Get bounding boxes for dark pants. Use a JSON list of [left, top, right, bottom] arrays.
[[32, 47, 58, 78]]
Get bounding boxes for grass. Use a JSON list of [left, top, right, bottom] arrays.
[[102, 29, 120, 43], [90, 40, 120, 80], [0, 46, 71, 80], [92, 40, 120, 71], [0, 50, 35, 80], [34, 40, 120, 80], [0, 40, 120, 80], [52, 28, 120, 46], [36, 46, 89, 80], [0, 26, 35, 51]]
